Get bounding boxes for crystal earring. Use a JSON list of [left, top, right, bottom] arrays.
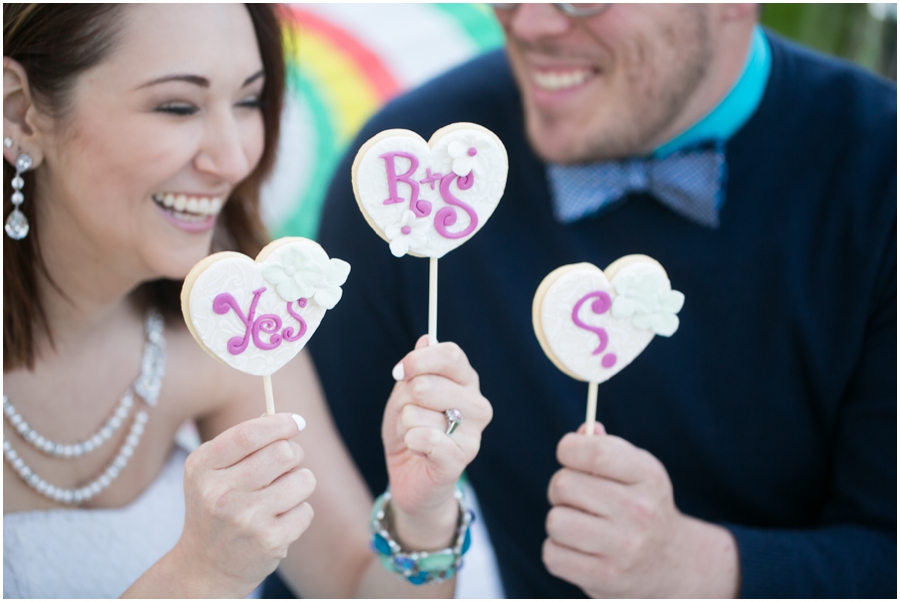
[[5, 153, 33, 240], [3, 137, 13, 149]]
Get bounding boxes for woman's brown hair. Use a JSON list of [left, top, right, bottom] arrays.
[[3, 4, 285, 370]]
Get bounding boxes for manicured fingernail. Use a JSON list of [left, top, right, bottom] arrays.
[[291, 414, 306, 432], [392, 361, 405, 381]]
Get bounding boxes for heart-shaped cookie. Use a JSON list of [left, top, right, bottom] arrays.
[[181, 237, 350, 376], [532, 255, 684, 384], [351, 122, 508, 259]]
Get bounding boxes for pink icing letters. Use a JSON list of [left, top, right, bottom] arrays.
[[380, 149, 486, 241], [380, 151, 431, 217], [571, 291, 618, 368], [213, 288, 264, 355], [434, 172, 478, 239], [213, 288, 309, 354], [252, 314, 282, 350], [283, 299, 308, 342], [419, 168, 443, 190]]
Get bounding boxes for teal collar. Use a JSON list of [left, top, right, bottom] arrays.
[[653, 25, 771, 158]]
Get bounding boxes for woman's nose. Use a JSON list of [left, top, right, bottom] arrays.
[[193, 111, 257, 184]]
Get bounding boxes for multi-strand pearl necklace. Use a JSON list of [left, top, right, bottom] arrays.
[[2, 310, 166, 505]]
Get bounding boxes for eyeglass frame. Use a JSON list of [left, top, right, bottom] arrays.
[[491, 3, 612, 18]]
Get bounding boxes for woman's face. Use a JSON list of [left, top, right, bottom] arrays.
[[34, 3, 266, 281]]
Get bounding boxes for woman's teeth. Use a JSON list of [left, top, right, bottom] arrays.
[[153, 193, 223, 218]]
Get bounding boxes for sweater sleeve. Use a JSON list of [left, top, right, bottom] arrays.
[[729, 208, 897, 598]]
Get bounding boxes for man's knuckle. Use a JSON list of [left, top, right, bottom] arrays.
[[553, 469, 572, 501], [545, 507, 563, 534], [591, 446, 607, 474], [541, 540, 562, 575], [620, 531, 641, 558], [547, 470, 566, 500], [556, 434, 577, 464], [629, 494, 656, 522], [446, 343, 464, 364]]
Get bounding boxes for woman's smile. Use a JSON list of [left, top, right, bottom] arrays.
[[152, 192, 224, 232]]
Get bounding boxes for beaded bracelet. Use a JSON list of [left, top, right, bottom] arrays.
[[369, 486, 474, 585]]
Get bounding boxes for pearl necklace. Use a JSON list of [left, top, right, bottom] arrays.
[[4, 391, 135, 458], [2, 310, 166, 505]]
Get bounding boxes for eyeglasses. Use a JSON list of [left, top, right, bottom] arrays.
[[491, 4, 611, 18]]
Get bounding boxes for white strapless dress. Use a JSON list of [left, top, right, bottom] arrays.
[[4, 447, 187, 599]]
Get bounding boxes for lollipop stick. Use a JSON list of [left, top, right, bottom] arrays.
[[428, 257, 438, 345], [586, 381, 598, 435], [263, 375, 275, 416]]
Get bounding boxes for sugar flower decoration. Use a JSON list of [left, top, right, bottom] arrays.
[[611, 270, 684, 337], [262, 247, 351, 309], [385, 209, 429, 257], [447, 139, 478, 177]]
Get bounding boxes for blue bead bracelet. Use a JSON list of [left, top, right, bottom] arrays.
[[369, 486, 474, 585]]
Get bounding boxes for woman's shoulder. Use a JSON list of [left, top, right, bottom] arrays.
[[160, 321, 263, 422], [159, 319, 321, 437]]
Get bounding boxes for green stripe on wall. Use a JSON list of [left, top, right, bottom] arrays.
[[434, 3, 506, 53]]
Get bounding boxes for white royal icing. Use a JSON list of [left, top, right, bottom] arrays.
[[187, 239, 348, 376], [538, 260, 683, 383], [610, 267, 684, 336], [385, 209, 431, 258], [354, 125, 508, 259]]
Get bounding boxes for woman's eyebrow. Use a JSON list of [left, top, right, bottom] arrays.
[[137, 74, 209, 89], [242, 69, 265, 87], [136, 69, 264, 91]]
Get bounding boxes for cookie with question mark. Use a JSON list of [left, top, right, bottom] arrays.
[[532, 255, 684, 384]]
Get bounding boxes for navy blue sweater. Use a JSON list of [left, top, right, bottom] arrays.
[[311, 34, 896, 598]]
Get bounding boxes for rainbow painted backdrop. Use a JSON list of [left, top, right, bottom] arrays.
[[261, 4, 505, 239]]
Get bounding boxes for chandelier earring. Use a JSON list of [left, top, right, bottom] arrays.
[[5, 152, 33, 240]]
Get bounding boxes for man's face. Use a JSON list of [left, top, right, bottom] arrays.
[[495, 4, 715, 164]]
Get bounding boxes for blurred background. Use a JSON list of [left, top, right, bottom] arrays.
[[261, 3, 898, 242]]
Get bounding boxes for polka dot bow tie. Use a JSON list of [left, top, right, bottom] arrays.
[[547, 142, 726, 229]]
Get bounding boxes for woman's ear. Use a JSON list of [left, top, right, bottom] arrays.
[[3, 57, 45, 169]]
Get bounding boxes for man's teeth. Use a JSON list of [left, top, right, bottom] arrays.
[[153, 193, 223, 216], [533, 69, 593, 91]]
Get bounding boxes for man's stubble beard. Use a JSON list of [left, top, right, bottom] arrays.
[[523, 6, 715, 164]]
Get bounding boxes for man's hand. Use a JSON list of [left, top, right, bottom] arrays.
[[543, 423, 740, 598]]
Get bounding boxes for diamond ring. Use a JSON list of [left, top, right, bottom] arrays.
[[444, 409, 463, 436]]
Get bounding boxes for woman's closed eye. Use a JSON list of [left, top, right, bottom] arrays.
[[236, 96, 264, 110], [155, 102, 198, 116]]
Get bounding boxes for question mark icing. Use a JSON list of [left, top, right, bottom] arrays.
[[571, 291, 618, 368]]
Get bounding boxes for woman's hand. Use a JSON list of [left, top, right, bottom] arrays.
[[382, 336, 493, 549], [173, 413, 316, 596]]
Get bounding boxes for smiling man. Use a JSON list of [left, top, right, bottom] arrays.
[[312, 4, 896, 598]]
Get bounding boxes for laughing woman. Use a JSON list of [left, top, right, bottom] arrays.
[[3, 4, 491, 598]]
